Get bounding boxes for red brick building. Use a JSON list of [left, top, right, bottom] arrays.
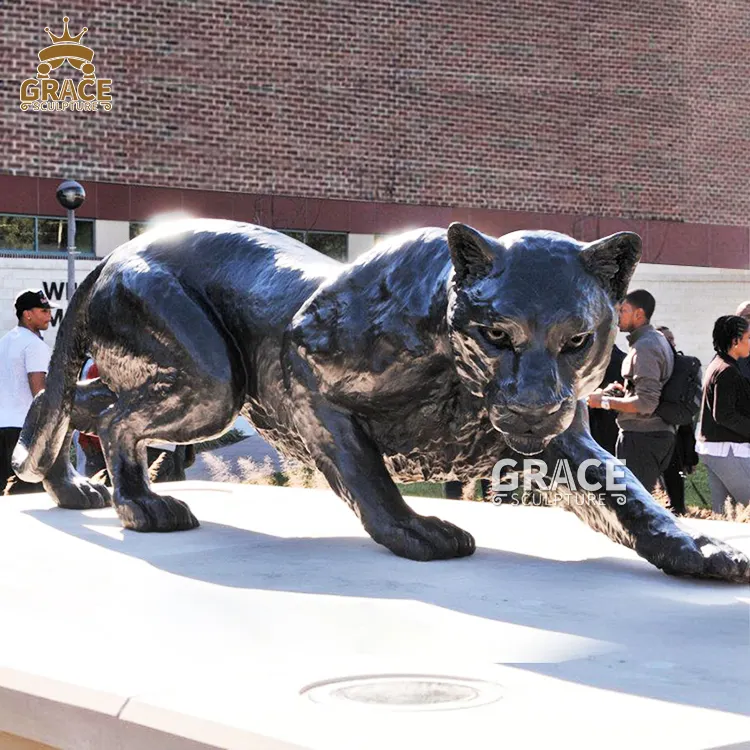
[[1, 1, 749, 360]]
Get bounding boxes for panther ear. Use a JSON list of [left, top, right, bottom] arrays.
[[579, 232, 642, 302], [447, 223, 496, 284]]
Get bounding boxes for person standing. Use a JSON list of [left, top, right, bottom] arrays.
[[588, 343, 626, 455], [76, 358, 108, 478], [696, 315, 750, 513], [587, 289, 675, 494], [0, 290, 55, 494], [655, 325, 699, 515], [733, 301, 750, 381]]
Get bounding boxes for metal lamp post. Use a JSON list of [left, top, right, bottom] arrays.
[[55, 180, 86, 302]]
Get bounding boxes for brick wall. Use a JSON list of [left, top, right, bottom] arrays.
[[2, 1, 749, 226]]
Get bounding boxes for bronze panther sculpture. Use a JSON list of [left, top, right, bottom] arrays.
[[13, 220, 749, 582]]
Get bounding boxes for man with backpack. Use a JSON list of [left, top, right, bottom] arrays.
[[655, 326, 701, 515], [587, 290, 676, 494]]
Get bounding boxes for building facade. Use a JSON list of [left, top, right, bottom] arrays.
[[2, 1, 750, 363]]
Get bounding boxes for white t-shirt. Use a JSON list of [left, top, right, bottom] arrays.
[[0, 326, 51, 428]]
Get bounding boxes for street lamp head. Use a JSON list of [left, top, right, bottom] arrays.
[[56, 180, 86, 210]]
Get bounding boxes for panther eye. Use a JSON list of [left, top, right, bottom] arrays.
[[562, 332, 592, 353], [481, 327, 513, 349]]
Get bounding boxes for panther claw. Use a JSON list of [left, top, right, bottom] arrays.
[[375, 514, 476, 561], [656, 530, 750, 583]]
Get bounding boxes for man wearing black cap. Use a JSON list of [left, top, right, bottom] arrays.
[[0, 290, 56, 494]]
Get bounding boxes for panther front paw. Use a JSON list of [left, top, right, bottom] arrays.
[[44, 476, 111, 510], [373, 514, 476, 561], [114, 491, 199, 532], [643, 529, 750, 583], [688, 533, 750, 582]]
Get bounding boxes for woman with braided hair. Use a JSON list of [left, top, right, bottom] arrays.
[[696, 315, 750, 512]]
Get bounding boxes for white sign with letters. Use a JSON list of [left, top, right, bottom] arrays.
[[0, 258, 101, 344]]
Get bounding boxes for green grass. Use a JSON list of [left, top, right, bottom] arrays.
[[398, 464, 713, 508], [684, 462, 711, 508], [396, 481, 446, 498]]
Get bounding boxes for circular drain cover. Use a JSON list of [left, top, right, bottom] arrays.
[[302, 675, 503, 711]]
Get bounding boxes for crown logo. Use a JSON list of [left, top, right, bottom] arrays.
[[44, 16, 88, 45], [19, 14, 114, 111], [37, 17, 95, 79]]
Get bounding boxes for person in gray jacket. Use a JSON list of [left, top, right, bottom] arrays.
[[588, 289, 675, 494]]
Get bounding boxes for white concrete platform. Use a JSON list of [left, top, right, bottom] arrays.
[[0, 482, 748, 750]]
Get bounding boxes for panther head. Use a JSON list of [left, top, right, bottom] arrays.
[[446, 223, 641, 456]]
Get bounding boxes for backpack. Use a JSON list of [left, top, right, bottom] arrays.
[[654, 349, 702, 426]]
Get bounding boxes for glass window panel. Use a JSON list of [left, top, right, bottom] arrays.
[[129, 221, 148, 240], [38, 219, 94, 254], [306, 232, 348, 261], [280, 230, 306, 243], [37, 218, 65, 252], [0, 215, 34, 251]]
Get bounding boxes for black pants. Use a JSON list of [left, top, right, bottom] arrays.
[[589, 408, 620, 456], [0, 427, 44, 495], [81, 440, 107, 477], [661, 452, 685, 514], [616, 430, 675, 495]]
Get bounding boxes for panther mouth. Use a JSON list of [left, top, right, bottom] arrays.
[[501, 432, 550, 456], [489, 413, 557, 455], [489, 405, 572, 456]]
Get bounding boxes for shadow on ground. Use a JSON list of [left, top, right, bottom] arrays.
[[22, 502, 750, 717]]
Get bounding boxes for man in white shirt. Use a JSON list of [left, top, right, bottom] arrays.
[[0, 289, 56, 494]]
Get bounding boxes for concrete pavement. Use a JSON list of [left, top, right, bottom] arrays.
[[0, 484, 748, 749]]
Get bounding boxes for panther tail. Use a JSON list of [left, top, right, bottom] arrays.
[[12, 263, 105, 483]]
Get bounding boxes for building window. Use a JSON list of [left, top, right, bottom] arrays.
[[125, 224, 349, 261], [129, 221, 148, 240], [0, 216, 34, 252], [37, 218, 94, 254], [280, 230, 348, 261], [0, 214, 95, 255]]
